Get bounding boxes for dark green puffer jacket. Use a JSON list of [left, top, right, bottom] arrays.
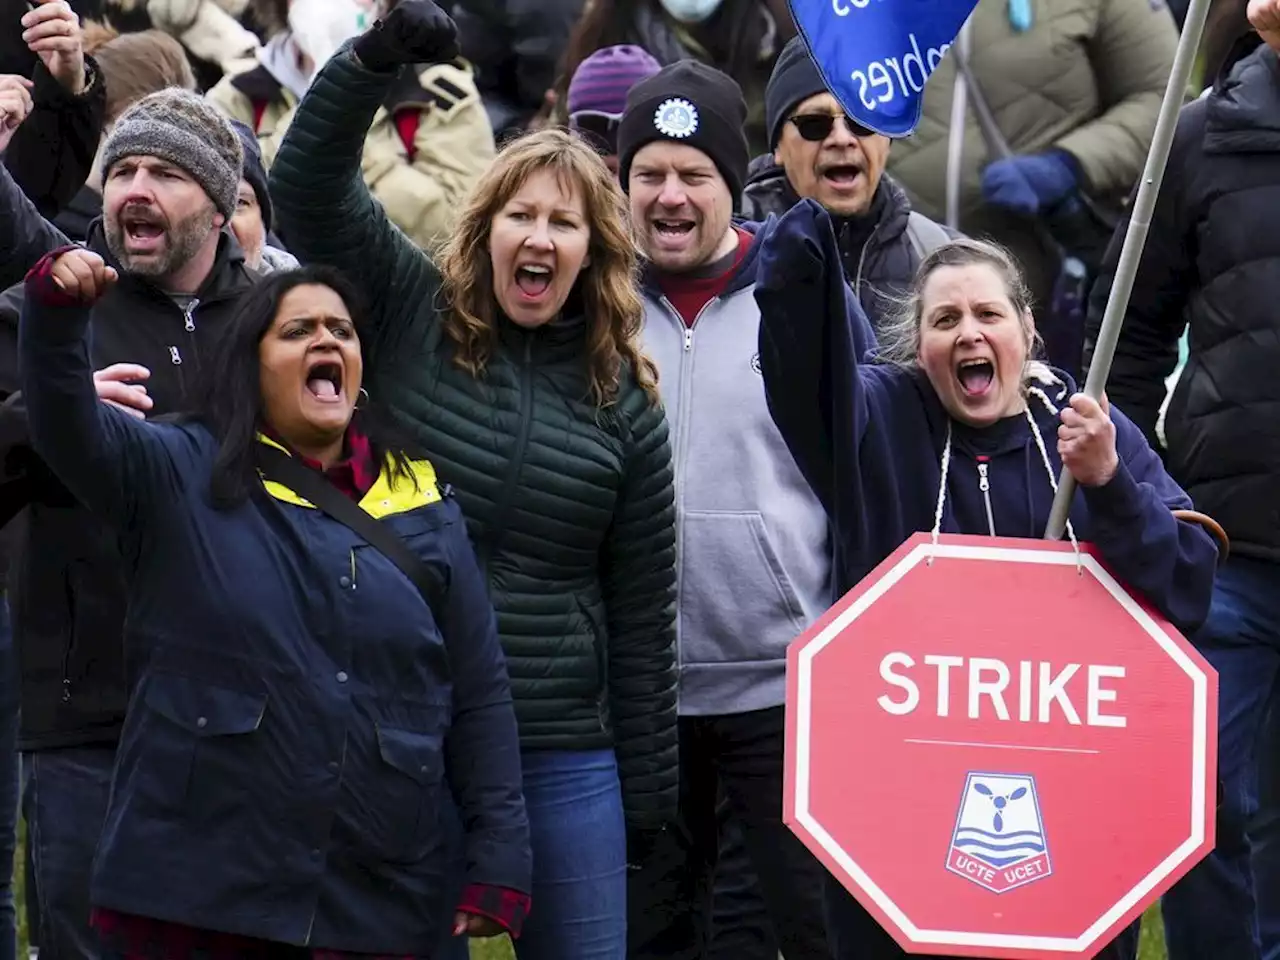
[[269, 47, 680, 829]]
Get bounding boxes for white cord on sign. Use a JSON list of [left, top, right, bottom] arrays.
[[928, 421, 954, 565], [926, 386, 1081, 573]]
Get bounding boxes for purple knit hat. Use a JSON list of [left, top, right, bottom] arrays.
[[567, 45, 663, 118]]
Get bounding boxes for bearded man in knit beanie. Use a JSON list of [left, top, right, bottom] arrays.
[[0, 85, 260, 960], [101, 86, 243, 285], [619, 58, 835, 960]]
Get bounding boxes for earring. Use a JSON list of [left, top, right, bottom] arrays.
[[356, 387, 369, 410]]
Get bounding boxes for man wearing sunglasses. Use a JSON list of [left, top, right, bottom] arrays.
[[742, 36, 955, 329]]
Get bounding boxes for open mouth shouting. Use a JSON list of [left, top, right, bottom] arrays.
[[819, 162, 864, 192], [120, 207, 168, 256], [305, 358, 345, 405], [956, 357, 996, 399], [651, 217, 696, 249], [514, 262, 554, 303]]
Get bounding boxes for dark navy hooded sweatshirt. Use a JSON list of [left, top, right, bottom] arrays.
[[753, 199, 1217, 635]]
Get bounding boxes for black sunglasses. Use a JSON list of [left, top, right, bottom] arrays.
[[788, 113, 875, 142], [569, 110, 622, 154]]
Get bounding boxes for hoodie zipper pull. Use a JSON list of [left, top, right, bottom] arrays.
[[976, 456, 996, 537], [183, 299, 199, 332]]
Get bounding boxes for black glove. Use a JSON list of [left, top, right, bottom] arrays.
[[352, 0, 460, 73]]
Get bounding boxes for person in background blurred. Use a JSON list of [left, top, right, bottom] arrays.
[[448, 0, 586, 139], [1084, 3, 1280, 956], [270, 6, 681, 957], [884, 0, 1177, 374], [2, 0, 104, 220], [553, 0, 795, 155], [0, 0, 258, 91], [208, 0, 494, 251], [226, 118, 298, 273], [565, 44, 659, 175]]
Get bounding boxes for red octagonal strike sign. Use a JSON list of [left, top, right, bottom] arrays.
[[784, 533, 1218, 958]]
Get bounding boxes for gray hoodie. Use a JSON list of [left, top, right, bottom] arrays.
[[640, 224, 832, 717]]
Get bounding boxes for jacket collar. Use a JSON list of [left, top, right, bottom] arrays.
[[84, 221, 254, 306], [742, 158, 915, 247]]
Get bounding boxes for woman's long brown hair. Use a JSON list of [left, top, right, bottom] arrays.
[[435, 128, 658, 408]]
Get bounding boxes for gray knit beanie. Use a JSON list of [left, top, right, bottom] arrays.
[[102, 88, 244, 220]]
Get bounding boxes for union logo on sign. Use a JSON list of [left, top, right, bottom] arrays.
[[946, 772, 1052, 894]]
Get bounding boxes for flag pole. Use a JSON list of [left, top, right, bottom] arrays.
[[1043, 0, 1214, 540]]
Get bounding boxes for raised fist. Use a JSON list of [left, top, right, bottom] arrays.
[[352, 0, 459, 72], [50, 249, 118, 304], [21, 0, 87, 94]]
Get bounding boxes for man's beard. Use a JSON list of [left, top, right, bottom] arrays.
[[105, 204, 216, 279]]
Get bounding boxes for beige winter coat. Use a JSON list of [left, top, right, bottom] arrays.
[[208, 59, 495, 251], [886, 0, 1179, 302]]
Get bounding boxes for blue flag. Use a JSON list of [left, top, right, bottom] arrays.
[[788, 0, 981, 138]]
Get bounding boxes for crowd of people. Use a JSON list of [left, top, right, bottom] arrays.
[[0, 0, 1276, 958]]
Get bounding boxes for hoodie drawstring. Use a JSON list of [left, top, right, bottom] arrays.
[[928, 392, 1081, 570]]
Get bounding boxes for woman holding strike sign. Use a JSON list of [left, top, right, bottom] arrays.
[[752, 198, 1221, 960]]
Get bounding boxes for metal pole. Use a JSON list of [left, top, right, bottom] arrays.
[[1043, 0, 1213, 539]]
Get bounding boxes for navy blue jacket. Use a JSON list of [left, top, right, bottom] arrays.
[[754, 199, 1217, 635], [18, 286, 531, 952]]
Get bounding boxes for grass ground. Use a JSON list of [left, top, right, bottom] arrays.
[[10, 817, 1170, 959]]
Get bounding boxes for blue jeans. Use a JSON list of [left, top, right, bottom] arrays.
[[22, 744, 114, 960], [514, 749, 626, 960], [0, 599, 18, 960], [1163, 555, 1280, 960]]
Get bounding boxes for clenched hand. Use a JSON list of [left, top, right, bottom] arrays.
[[1057, 393, 1119, 489]]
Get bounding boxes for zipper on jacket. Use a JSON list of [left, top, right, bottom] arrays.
[[182, 298, 199, 332], [661, 294, 719, 676], [976, 456, 996, 537], [478, 336, 536, 570], [59, 571, 77, 703]]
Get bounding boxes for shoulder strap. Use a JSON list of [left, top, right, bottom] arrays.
[[255, 445, 446, 615], [905, 212, 952, 262]]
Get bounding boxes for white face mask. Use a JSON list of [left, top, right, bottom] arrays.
[[288, 0, 366, 72], [657, 0, 725, 25]]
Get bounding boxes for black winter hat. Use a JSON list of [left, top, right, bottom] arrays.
[[616, 60, 750, 201], [766, 36, 829, 150], [229, 119, 273, 233]]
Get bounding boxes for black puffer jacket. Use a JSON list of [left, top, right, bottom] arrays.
[[741, 157, 956, 329], [1084, 43, 1280, 561], [270, 47, 679, 829]]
